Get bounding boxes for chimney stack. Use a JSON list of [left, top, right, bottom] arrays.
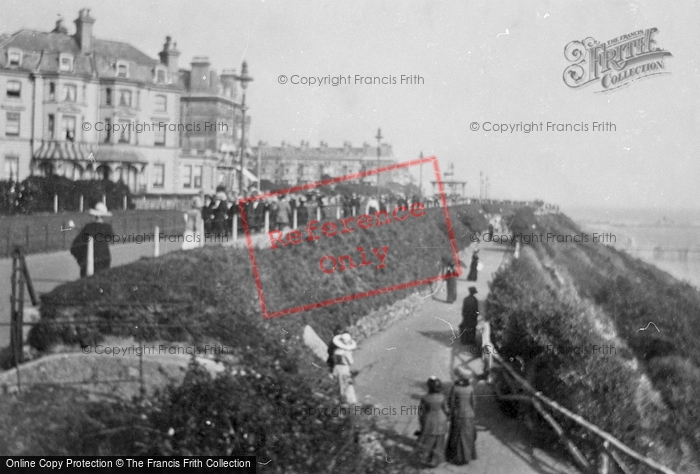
[[190, 56, 211, 92], [53, 17, 69, 34], [159, 36, 181, 75], [74, 9, 95, 53]]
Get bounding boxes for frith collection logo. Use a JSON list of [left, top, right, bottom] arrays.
[[563, 28, 672, 92]]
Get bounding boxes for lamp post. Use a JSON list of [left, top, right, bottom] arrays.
[[418, 151, 423, 200], [235, 61, 253, 195], [375, 128, 383, 196]]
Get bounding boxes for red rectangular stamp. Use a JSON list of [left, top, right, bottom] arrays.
[[239, 155, 459, 319]]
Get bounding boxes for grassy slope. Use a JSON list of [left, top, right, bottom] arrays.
[[487, 212, 699, 472], [1, 205, 486, 472]]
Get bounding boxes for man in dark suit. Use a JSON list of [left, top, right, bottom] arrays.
[[460, 287, 479, 345], [296, 197, 308, 227]]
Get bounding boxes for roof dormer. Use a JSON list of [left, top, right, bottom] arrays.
[[7, 48, 22, 68], [116, 61, 129, 78], [59, 53, 74, 72]]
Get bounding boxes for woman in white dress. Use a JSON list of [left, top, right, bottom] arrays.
[[332, 333, 358, 405], [183, 196, 204, 249]]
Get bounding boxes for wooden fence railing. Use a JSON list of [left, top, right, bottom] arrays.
[[480, 320, 677, 474]]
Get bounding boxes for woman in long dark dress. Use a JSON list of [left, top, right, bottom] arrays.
[[70, 203, 114, 277], [446, 373, 477, 465], [467, 250, 479, 281], [416, 377, 449, 468], [445, 262, 457, 303]]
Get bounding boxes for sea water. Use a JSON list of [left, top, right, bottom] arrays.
[[566, 207, 700, 290]]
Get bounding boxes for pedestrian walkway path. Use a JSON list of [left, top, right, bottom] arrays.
[[352, 242, 579, 473]]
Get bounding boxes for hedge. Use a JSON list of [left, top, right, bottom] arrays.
[[3, 204, 487, 469]]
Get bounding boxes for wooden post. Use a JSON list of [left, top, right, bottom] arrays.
[[492, 353, 677, 474], [232, 214, 238, 241], [154, 226, 160, 257], [531, 399, 591, 472], [352, 206, 356, 217], [123, 195, 127, 210], [102, 194, 106, 206], [316, 206, 321, 222], [86, 236, 94, 276], [53, 194, 58, 213], [293, 208, 298, 229], [264, 210, 270, 234], [79, 194, 84, 212], [336, 205, 341, 220], [598, 450, 610, 474]]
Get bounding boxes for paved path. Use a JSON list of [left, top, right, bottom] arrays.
[[353, 242, 579, 473]]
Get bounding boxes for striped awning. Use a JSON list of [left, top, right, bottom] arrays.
[[33, 140, 95, 161], [33, 141, 146, 164]]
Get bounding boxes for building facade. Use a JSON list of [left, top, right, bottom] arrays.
[[178, 57, 251, 196], [253, 140, 411, 189], [0, 8, 254, 197]]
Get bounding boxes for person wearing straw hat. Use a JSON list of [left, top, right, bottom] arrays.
[[70, 202, 114, 278], [331, 333, 358, 405], [446, 367, 477, 465], [415, 376, 449, 468]]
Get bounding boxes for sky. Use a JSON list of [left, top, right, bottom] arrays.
[[3, 0, 699, 211]]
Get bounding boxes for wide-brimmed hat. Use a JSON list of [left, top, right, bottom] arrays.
[[89, 202, 112, 217], [215, 191, 227, 201], [332, 333, 357, 351], [469, 286, 478, 294]]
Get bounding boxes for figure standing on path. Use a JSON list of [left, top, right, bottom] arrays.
[[183, 196, 203, 249], [446, 369, 477, 465], [444, 259, 458, 303], [276, 194, 291, 231], [460, 287, 479, 345], [70, 203, 114, 278], [467, 249, 479, 281], [416, 377, 449, 468], [332, 333, 358, 405]]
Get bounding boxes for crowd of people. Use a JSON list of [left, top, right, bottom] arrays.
[[197, 188, 420, 237]]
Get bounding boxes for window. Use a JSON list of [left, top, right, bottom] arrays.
[[119, 90, 132, 107], [5, 112, 20, 136], [6, 81, 21, 99], [63, 84, 77, 102], [48, 114, 55, 139], [154, 126, 166, 146], [62, 116, 76, 142], [105, 88, 112, 106], [117, 62, 128, 78], [4, 155, 19, 179], [155, 68, 166, 84], [49, 82, 56, 101], [118, 119, 131, 143], [103, 118, 111, 143], [182, 165, 192, 188], [193, 165, 202, 188], [153, 164, 165, 188], [154, 95, 166, 112], [59, 54, 73, 72], [8, 49, 22, 67]]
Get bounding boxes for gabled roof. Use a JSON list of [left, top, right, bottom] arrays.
[[0, 28, 176, 87]]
